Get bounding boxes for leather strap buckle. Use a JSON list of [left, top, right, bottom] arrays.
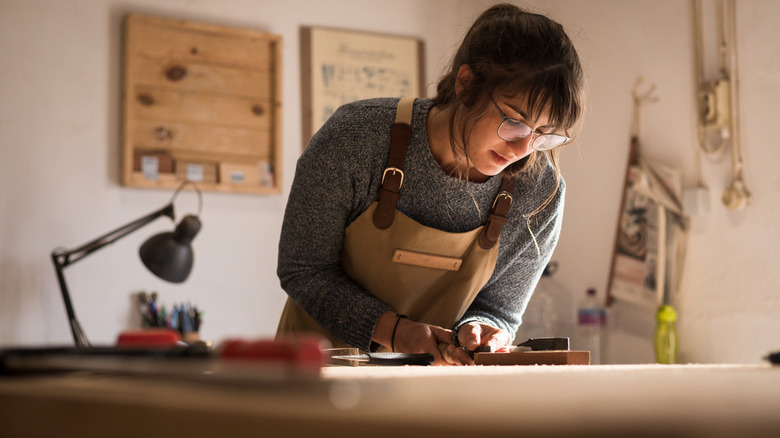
[[382, 167, 404, 189], [491, 191, 513, 209]]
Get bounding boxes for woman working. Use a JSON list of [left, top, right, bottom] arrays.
[[277, 4, 584, 365]]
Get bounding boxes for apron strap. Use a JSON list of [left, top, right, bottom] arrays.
[[479, 176, 516, 249], [374, 97, 416, 230], [373, 96, 516, 245]]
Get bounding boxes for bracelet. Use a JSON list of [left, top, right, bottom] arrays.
[[391, 314, 408, 352]]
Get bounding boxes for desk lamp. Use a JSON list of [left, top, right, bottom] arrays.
[[51, 181, 202, 348]]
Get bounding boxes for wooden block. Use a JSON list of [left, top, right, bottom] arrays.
[[132, 150, 173, 173], [132, 150, 174, 182], [175, 159, 217, 183], [220, 161, 274, 187], [474, 350, 590, 366]]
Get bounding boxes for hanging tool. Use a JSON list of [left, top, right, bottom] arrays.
[[691, 0, 751, 210]]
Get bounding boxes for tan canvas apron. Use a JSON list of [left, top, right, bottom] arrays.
[[277, 98, 515, 350]]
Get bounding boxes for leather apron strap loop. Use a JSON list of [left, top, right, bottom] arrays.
[[478, 176, 516, 249], [374, 97, 415, 230]]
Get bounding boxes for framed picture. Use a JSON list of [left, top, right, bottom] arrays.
[[607, 139, 688, 308], [300, 26, 425, 148]]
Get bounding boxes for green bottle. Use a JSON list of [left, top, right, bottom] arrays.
[[654, 305, 678, 364]]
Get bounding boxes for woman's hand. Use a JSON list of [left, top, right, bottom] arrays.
[[457, 322, 512, 355], [435, 323, 513, 366], [392, 317, 456, 366], [372, 313, 511, 366], [373, 311, 455, 366]]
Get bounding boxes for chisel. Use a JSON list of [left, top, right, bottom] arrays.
[[326, 348, 434, 366]]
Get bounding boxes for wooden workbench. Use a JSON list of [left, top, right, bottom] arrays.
[[1, 364, 778, 437]]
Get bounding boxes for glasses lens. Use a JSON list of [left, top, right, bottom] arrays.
[[497, 119, 533, 142], [532, 134, 569, 151]]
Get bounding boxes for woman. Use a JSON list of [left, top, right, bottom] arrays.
[[277, 3, 584, 365]]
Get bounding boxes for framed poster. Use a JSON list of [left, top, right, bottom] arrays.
[[300, 26, 425, 148], [607, 140, 688, 308]]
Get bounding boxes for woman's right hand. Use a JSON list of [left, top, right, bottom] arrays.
[[373, 311, 456, 366], [392, 317, 456, 366]]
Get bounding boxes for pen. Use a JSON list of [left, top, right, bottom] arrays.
[[182, 303, 193, 333], [193, 306, 201, 332], [149, 298, 158, 327], [137, 292, 151, 327], [170, 305, 180, 332], [178, 305, 186, 333]]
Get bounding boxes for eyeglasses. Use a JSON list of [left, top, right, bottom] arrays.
[[489, 96, 570, 151]]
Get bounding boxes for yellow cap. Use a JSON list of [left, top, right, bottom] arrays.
[[656, 305, 677, 322]]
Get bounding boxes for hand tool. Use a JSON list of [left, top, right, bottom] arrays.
[[469, 337, 570, 355], [326, 348, 434, 366], [515, 337, 570, 351]]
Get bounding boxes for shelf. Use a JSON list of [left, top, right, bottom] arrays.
[[122, 14, 282, 194]]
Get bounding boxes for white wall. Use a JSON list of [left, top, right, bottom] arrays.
[[2, 0, 778, 364], [0, 0, 464, 346], [503, 0, 780, 364]]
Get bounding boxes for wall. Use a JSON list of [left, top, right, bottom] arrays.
[[0, 0, 464, 346], [491, 0, 780, 364], [2, 0, 778, 364]]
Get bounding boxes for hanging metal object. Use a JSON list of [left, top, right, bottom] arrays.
[[691, 0, 750, 210]]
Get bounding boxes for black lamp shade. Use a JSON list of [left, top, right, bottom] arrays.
[[139, 215, 201, 283]]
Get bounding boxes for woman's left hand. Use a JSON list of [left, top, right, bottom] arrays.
[[457, 322, 512, 356]]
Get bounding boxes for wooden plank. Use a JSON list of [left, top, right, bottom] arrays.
[[270, 37, 283, 194], [474, 350, 590, 366], [122, 15, 140, 186], [130, 86, 273, 129], [127, 13, 279, 41], [132, 149, 174, 173], [130, 56, 273, 98], [300, 26, 313, 150], [220, 161, 275, 188], [127, 172, 280, 194], [131, 118, 271, 160], [127, 15, 274, 70], [175, 159, 218, 184]]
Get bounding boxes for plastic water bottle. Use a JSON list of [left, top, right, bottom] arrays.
[[654, 305, 678, 364], [577, 288, 606, 364]]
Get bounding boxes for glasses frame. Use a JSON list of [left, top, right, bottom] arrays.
[[489, 96, 570, 151]]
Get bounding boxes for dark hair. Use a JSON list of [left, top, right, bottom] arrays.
[[432, 3, 584, 203]]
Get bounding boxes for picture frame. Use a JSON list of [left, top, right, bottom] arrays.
[[607, 139, 688, 309], [300, 26, 425, 148]]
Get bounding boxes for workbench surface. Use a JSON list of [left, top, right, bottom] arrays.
[[1, 364, 778, 437]]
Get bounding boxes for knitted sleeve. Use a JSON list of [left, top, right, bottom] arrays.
[[276, 102, 393, 351]]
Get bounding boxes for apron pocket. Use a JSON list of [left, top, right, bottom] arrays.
[[392, 249, 462, 271]]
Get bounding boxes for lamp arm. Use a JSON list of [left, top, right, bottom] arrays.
[[53, 204, 175, 268], [51, 203, 175, 347]]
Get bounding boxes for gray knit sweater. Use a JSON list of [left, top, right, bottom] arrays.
[[277, 98, 564, 351]]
